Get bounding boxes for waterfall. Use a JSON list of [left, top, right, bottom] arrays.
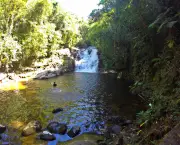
[[75, 46, 99, 73]]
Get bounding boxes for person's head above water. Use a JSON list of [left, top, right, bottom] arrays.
[[53, 82, 57, 87]]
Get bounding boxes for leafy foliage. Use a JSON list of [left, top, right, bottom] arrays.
[[0, 0, 84, 71], [88, 1, 180, 143]]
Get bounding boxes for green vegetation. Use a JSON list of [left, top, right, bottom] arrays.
[[0, 0, 85, 72], [1, 0, 180, 144], [88, 0, 180, 144]]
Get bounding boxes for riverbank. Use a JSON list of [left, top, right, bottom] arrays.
[[0, 48, 76, 86], [0, 46, 100, 84]]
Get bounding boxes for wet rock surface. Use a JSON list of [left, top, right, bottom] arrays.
[[37, 131, 56, 141], [32, 48, 75, 80], [47, 122, 67, 134], [67, 126, 81, 138], [22, 121, 42, 136]]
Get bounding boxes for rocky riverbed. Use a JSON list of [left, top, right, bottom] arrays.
[[0, 114, 135, 145]]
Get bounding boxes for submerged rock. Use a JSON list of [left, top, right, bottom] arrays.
[[37, 131, 56, 141], [22, 121, 42, 136], [59, 133, 104, 145], [47, 122, 59, 133], [47, 122, 67, 134], [0, 125, 6, 134], [52, 108, 63, 114], [67, 126, 81, 138]]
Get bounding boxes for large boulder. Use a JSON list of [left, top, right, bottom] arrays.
[[0, 125, 6, 134], [47, 122, 67, 134], [67, 126, 81, 138], [22, 121, 42, 136], [34, 71, 50, 79], [40, 72, 57, 79], [33, 68, 65, 80], [34, 70, 58, 80], [62, 56, 75, 72]]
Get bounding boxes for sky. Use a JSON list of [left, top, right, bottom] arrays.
[[56, 0, 100, 19]]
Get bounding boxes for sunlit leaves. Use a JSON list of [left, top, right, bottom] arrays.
[[0, 0, 27, 32], [167, 40, 175, 48], [0, 35, 22, 68], [0, 0, 84, 69], [26, 0, 53, 23]]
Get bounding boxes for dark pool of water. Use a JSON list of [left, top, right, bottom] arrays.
[[0, 72, 144, 145]]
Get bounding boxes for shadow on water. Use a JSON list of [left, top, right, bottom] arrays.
[[0, 72, 144, 145]]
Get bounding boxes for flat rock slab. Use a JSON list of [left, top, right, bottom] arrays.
[[159, 123, 180, 145]]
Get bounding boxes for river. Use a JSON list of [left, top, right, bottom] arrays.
[[0, 47, 144, 145]]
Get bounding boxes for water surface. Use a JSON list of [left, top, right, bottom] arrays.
[[0, 72, 143, 144]]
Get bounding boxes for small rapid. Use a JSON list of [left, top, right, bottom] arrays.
[[75, 46, 99, 73]]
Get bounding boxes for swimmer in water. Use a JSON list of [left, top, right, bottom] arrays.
[[53, 82, 57, 87]]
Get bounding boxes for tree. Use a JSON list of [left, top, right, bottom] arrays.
[[0, 0, 84, 70]]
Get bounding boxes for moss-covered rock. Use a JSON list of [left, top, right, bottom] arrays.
[[59, 133, 104, 145]]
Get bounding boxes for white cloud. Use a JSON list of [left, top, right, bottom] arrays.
[[56, 0, 99, 19]]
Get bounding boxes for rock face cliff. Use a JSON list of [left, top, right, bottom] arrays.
[[34, 48, 75, 80]]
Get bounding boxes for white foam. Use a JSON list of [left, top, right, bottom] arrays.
[[75, 46, 99, 73]]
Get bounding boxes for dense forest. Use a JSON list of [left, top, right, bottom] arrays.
[[0, 0, 86, 72], [0, 0, 180, 144], [87, 0, 180, 144]]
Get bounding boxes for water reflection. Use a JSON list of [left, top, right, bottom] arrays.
[[0, 73, 143, 144], [0, 81, 27, 91]]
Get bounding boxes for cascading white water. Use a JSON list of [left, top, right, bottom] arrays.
[[75, 46, 99, 73]]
